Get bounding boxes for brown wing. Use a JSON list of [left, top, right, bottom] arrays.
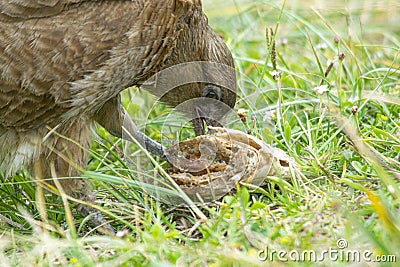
[[0, 0, 190, 131], [0, 0, 92, 22]]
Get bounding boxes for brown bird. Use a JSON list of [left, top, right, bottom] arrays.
[[0, 0, 236, 232]]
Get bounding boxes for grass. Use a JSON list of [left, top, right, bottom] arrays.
[[1, 0, 400, 265]]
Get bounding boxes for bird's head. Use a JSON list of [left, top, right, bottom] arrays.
[[144, 2, 236, 136]]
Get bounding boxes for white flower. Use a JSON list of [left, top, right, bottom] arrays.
[[263, 110, 276, 123], [237, 108, 247, 114], [387, 185, 395, 194], [313, 85, 329, 95], [315, 43, 328, 50], [269, 70, 281, 78]]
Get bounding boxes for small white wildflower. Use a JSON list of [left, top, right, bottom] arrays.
[[313, 85, 329, 95], [315, 43, 328, 50], [237, 108, 247, 114], [269, 70, 281, 78], [263, 109, 276, 123], [116, 229, 130, 238], [387, 185, 395, 194]]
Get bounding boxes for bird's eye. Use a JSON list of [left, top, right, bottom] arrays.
[[202, 85, 222, 100]]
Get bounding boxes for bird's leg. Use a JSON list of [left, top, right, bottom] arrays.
[[120, 112, 169, 162], [95, 96, 170, 163], [37, 119, 115, 235]]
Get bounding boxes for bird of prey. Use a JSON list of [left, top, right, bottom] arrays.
[[0, 0, 236, 232]]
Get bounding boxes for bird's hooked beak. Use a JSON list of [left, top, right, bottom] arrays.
[[193, 106, 207, 135], [192, 84, 224, 135]]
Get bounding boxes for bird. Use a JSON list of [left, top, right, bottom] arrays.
[[0, 0, 236, 233]]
